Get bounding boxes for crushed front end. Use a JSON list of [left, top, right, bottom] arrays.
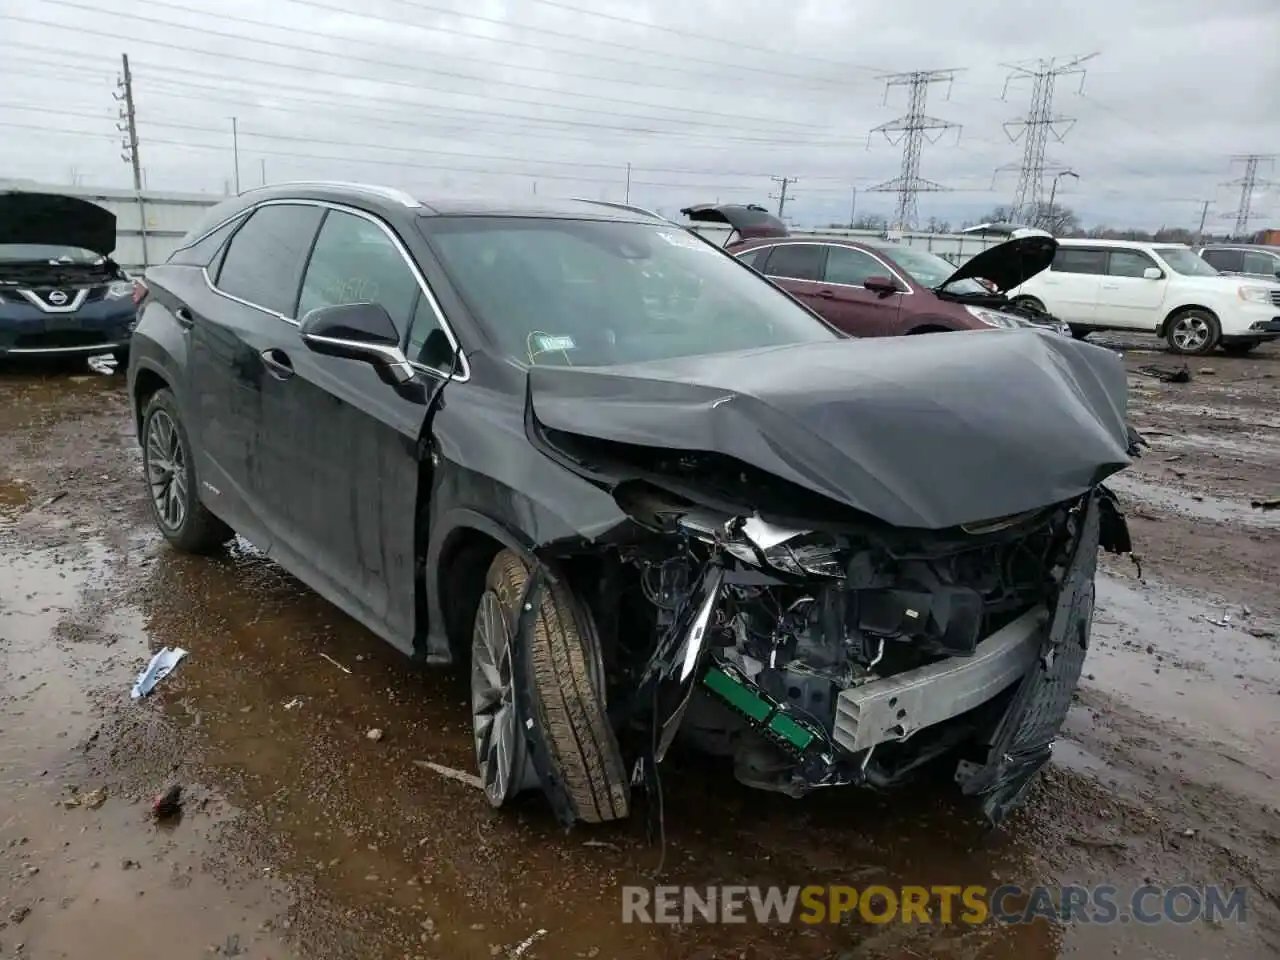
[[608, 482, 1130, 826]]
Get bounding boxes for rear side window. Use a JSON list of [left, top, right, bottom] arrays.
[[1199, 249, 1242, 272], [1051, 248, 1107, 275], [166, 214, 246, 267], [215, 204, 325, 316], [764, 244, 826, 282]]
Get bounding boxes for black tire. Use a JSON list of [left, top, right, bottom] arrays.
[[1067, 325, 1091, 340], [1221, 341, 1258, 355], [1164, 308, 1221, 355], [140, 388, 234, 553], [479, 549, 630, 823], [1012, 296, 1046, 314]]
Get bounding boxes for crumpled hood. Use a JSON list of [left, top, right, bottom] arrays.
[[527, 330, 1133, 530], [0, 191, 117, 255]]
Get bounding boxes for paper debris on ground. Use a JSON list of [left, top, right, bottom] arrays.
[[131, 647, 188, 698]]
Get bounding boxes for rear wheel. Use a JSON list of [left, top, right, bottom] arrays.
[[1221, 341, 1259, 355], [471, 549, 630, 823], [1067, 325, 1092, 340], [1165, 309, 1221, 355], [1012, 296, 1046, 314], [141, 389, 234, 553]]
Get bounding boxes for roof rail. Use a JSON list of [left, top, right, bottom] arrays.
[[568, 197, 674, 224], [243, 180, 422, 208]]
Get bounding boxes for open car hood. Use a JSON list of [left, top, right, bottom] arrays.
[[0, 191, 117, 256], [527, 331, 1132, 531], [940, 235, 1057, 294], [680, 203, 789, 241]]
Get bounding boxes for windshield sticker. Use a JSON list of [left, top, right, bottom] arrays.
[[534, 334, 576, 353]]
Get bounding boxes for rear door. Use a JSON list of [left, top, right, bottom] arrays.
[[189, 202, 325, 547], [818, 244, 904, 336], [254, 206, 442, 651], [1098, 248, 1167, 330], [758, 243, 829, 316], [1041, 247, 1107, 324]]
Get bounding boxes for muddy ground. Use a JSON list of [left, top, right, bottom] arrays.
[[0, 336, 1277, 960]]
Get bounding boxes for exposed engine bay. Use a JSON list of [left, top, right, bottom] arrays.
[[590, 479, 1128, 824]]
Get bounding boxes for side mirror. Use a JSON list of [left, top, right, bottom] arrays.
[[863, 275, 900, 295], [299, 302, 414, 384], [1142, 267, 1164, 280]]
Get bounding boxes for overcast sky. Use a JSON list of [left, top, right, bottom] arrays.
[[1, 0, 1277, 230]]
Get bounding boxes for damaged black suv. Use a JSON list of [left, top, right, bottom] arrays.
[[128, 182, 1136, 828]]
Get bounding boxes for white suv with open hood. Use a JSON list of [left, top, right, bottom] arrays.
[[1007, 238, 1280, 355]]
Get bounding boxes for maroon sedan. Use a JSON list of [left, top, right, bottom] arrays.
[[680, 204, 1067, 339]]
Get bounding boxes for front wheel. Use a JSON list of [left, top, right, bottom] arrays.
[[471, 549, 630, 823], [1165, 309, 1221, 355], [141, 389, 234, 553], [1068, 325, 1092, 341]]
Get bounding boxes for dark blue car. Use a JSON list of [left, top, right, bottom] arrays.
[[0, 191, 138, 364]]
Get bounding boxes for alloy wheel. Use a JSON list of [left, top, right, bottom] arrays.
[[472, 590, 523, 807], [145, 409, 188, 531], [1171, 314, 1211, 352]]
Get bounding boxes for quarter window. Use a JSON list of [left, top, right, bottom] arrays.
[[736, 247, 770, 270], [167, 214, 245, 267], [824, 246, 886, 286], [298, 210, 420, 334], [1051, 248, 1108, 275], [215, 204, 324, 316], [764, 244, 826, 282]]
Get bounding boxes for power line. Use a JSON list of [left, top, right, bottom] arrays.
[[998, 53, 1097, 223], [866, 70, 962, 230], [516, 0, 887, 74], [4, 7, 832, 135], [1222, 155, 1276, 238]]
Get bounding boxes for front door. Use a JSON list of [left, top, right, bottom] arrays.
[[818, 244, 904, 336], [188, 202, 325, 548], [254, 206, 444, 650], [1098, 248, 1168, 330]]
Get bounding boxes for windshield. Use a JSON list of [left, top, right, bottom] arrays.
[[0, 243, 102, 264], [867, 243, 985, 294], [421, 217, 838, 367], [1155, 247, 1219, 277]]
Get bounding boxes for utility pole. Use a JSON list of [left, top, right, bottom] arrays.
[[114, 54, 148, 268], [866, 70, 962, 231], [847, 185, 858, 228], [1194, 199, 1212, 244], [1046, 169, 1078, 233], [625, 162, 632, 204], [1222, 155, 1276, 239], [260, 158, 267, 186], [769, 175, 796, 217], [997, 54, 1097, 224], [231, 117, 241, 194]]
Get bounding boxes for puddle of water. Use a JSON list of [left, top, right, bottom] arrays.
[[1105, 473, 1280, 529], [0, 476, 33, 514], [1086, 573, 1280, 790]]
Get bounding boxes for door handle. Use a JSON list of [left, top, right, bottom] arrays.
[[1100, 283, 1119, 289], [174, 307, 194, 329], [814, 289, 836, 299], [260, 348, 295, 381]]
